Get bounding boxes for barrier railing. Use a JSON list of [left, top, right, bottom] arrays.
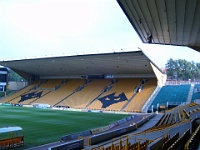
[[184, 125, 200, 150]]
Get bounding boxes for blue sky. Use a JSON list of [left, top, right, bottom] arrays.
[[0, 0, 200, 69]]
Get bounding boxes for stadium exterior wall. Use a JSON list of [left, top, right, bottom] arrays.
[[8, 81, 28, 90], [150, 62, 167, 86]]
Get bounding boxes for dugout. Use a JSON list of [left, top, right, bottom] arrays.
[[0, 126, 24, 149]]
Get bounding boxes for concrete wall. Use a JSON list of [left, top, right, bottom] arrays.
[[8, 81, 28, 90]]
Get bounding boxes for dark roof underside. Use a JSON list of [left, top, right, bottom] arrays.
[[0, 51, 156, 79], [117, 0, 200, 52]]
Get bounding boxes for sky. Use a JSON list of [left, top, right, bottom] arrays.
[[0, 0, 200, 69]]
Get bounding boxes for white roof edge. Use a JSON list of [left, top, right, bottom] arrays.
[[0, 126, 23, 134], [0, 47, 141, 61]]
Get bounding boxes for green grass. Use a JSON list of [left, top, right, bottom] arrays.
[[0, 106, 129, 149]]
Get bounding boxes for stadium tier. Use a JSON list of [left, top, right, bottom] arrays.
[[124, 78, 157, 112], [86, 102, 200, 150], [149, 84, 191, 112], [87, 78, 140, 111], [0, 85, 36, 104], [0, 78, 158, 112], [33, 79, 86, 106], [1, 0, 200, 149], [1, 101, 200, 149], [58, 79, 111, 109], [192, 84, 200, 102], [2, 79, 200, 114]]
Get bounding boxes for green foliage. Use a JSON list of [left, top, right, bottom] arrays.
[[165, 59, 200, 80], [8, 69, 25, 82], [0, 92, 5, 97], [0, 106, 129, 149], [0, 90, 14, 97]]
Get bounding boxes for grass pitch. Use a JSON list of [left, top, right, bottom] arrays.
[[0, 106, 129, 149]]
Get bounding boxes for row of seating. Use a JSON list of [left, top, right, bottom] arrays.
[[185, 124, 200, 150], [1, 78, 157, 112], [162, 132, 179, 150], [98, 137, 150, 150], [191, 84, 200, 102], [167, 129, 190, 150], [98, 103, 200, 150], [59, 79, 110, 108], [87, 78, 140, 111], [149, 84, 191, 111], [125, 78, 157, 112]]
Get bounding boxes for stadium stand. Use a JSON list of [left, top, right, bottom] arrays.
[[87, 103, 200, 150], [1, 0, 200, 149], [124, 78, 157, 112], [149, 84, 191, 112], [58, 79, 111, 109], [34, 79, 85, 106], [2, 80, 200, 149], [20, 90, 49, 105], [0, 78, 158, 112], [0, 81, 41, 104], [37, 79, 63, 89], [87, 78, 140, 111], [185, 124, 200, 150], [191, 84, 200, 102], [2, 77, 200, 149]]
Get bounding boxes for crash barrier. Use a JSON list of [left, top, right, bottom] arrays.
[[88, 114, 155, 145], [91, 136, 153, 150], [90, 116, 190, 149], [101, 138, 149, 150], [89, 127, 133, 145], [60, 115, 139, 142], [49, 139, 83, 150], [90, 114, 153, 136], [60, 130, 91, 142]]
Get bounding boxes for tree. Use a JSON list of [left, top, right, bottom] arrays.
[[165, 59, 200, 80], [165, 58, 176, 79]]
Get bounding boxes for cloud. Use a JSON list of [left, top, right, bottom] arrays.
[[0, 0, 142, 59], [1, 0, 199, 65]]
